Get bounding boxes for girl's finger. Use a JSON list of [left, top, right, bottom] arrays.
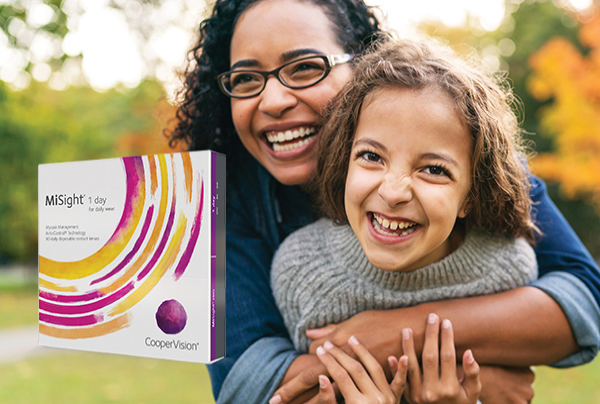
[[401, 328, 422, 396], [389, 355, 408, 403], [321, 340, 379, 396], [461, 350, 482, 404], [439, 319, 457, 386], [347, 335, 391, 393], [317, 375, 338, 404], [422, 313, 441, 387], [388, 355, 399, 375], [316, 345, 361, 398]]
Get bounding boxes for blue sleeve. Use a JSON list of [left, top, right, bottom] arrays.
[[216, 337, 300, 404], [529, 174, 600, 364], [532, 272, 600, 367], [207, 182, 294, 398]]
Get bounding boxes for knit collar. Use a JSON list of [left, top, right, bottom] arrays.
[[325, 221, 495, 291]]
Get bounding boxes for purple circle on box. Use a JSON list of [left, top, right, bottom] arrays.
[[156, 299, 187, 334]]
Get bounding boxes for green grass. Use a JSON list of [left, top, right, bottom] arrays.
[[1, 287, 599, 403], [534, 359, 600, 403], [0, 284, 37, 329], [0, 352, 215, 403]]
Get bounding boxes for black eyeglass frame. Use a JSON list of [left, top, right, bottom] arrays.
[[216, 53, 353, 99]]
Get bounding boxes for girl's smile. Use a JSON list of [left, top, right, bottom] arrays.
[[344, 86, 473, 272]]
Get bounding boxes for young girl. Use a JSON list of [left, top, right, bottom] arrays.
[[271, 38, 538, 403]]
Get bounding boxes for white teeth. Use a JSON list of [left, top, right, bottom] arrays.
[[372, 213, 416, 235], [272, 137, 314, 151], [266, 126, 316, 144], [371, 214, 418, 237]]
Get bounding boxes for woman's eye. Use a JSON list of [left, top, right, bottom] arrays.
[[231, 73, 259, 88], [423, 165, 449, 176], [292, 62, 321, 73]]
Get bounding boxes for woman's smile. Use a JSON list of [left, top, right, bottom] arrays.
[[229, 0, 352, 185]]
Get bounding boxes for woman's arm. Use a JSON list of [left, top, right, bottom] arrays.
[[305, 286, 577, 366]]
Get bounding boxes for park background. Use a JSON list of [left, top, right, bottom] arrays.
[[1, 0, 599, 402]]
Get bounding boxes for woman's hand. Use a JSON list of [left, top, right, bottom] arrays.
[[402, 314, 481, 404], [478, 366, 534, 404], [307, 309, 408, 367], [315, 336, 408, 404]]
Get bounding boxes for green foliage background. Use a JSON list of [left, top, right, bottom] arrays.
[[0, 79, 172, 261]]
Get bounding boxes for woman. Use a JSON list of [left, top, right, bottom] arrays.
[[167, 0, 600, 402]]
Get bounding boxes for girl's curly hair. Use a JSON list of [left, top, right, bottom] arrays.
[[316, 39, 537, 242], [165, 0, 383, 155]]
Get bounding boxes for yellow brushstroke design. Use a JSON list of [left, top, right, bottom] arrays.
[[109, 212, 187, 317], [39, 161, 146, 281]]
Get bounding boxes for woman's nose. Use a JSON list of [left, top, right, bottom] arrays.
[[258, 76, 298, 117], [378, 172, 413, 207]]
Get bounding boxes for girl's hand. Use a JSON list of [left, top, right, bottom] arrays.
[[315, 336, 408, 404], [403, 314, 481, 404]]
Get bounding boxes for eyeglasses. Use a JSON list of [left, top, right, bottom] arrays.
[[217, 54, 353, 99]]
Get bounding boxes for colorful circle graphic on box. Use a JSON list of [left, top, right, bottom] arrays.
[[156, 299, 188, 334], [38, 153, 204, 339]]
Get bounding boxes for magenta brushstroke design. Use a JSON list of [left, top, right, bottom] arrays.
[[39, 312, 103, 327], [173, 179, 204, 281], [40, 289, 103, 304], [39, 204, 155, 304], [90, 205, 155, 286], [39, 282, 135, 315], [104, 156, 144, 244], [136, 175, 177, 282]]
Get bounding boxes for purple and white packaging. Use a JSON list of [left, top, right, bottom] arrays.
[[38, 151, 225, 363]]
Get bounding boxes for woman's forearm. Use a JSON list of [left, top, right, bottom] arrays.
[[307, 286, 579, 368], [403, 286, 578, 366]]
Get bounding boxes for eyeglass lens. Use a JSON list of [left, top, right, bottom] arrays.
[[223, 57, 328, 97]]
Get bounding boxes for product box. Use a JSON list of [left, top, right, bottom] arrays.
[[38, 151, 225, 363]]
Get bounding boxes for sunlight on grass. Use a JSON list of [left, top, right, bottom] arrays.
[[0, 351, 215, 404]]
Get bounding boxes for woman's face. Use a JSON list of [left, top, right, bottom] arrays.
[[344, 87, 473, 272], [229, 0, 352, 185]]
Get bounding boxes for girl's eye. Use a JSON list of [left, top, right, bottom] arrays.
[[423, 165, 450, 177], [357, 151, 382, 163]]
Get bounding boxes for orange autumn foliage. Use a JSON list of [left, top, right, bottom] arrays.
[[528, 11, 600, 208]]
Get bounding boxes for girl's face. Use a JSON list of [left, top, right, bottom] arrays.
[[345, 87, 473, 272], [229, 0, 352, 185]]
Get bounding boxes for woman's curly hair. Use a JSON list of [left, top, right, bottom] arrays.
[[316, 38, 537, 242], [165, 0, 383, 155]]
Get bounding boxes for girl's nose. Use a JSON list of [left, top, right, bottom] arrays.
[[258, 76, 298, 117], [378, 172, 413, 207]]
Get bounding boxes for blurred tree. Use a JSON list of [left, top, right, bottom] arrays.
[[0, 79, 174, 262], [528, 10, 600, 207], [0, 0, 205, 90]]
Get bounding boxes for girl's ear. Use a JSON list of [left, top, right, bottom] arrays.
[[458, 198, 472, 219]]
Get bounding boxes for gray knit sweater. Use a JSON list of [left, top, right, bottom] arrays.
[[271, 218, 538, 352]]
